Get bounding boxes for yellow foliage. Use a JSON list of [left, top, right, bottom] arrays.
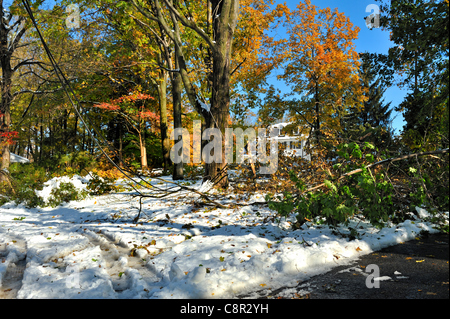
[[91, 168, 126, 180]]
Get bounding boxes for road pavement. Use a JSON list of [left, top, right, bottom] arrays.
[[255, 232, 449, 299]]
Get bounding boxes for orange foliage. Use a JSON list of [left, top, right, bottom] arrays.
[[92, 168, 127, 180], [0, 131, 19, 146], [96, 92, 159, 123], [278, 0, 366, 140], [231, 0, 290, 91]]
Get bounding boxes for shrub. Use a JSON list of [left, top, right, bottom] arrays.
[[14, 188, 45, 208], [86, 171, 118, 195], [47, 182, 87, 208], [3, 163, 49, 208], [1, 163, 91, 208], [51, 152, 98, 178], [9, 163, 48, 190]]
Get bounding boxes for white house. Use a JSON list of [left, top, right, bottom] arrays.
[[269, 122, 311, 160], [10, 153, 30, 163], [242, 122, 311, 161]]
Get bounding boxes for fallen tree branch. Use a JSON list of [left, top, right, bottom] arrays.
[[300, 148, 449, 194]]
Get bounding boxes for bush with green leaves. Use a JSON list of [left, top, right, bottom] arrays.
[[1, 163, 48, 208], [86, 172, 117, 195], [47, 182, 87, 208], [0, 163, 89, 208], [48, 151, 98, 177], [9, 162, 48, 189], [266, 142, 400, 231]]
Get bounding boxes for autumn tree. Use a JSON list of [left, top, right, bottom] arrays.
[[0, 0, 58, 181], [1, 0, 27, 180], [126, 0, 286, 187], [265, 0, 365, 149], [0, 0, 122, 172]]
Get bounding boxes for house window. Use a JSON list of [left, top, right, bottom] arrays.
[[290, 141, 301, 150]]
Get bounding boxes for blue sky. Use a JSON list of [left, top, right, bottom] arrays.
[[269, 0, 408, 134]]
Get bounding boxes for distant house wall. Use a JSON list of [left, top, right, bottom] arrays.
[[242, 123, 311, 161], [10, 153, 30, 163]]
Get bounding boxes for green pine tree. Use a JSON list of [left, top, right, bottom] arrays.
[[375, 0, 449, 150], [343, 56, 393, 149]]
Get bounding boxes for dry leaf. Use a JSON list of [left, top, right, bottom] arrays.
[[356, 247, 362, 252]]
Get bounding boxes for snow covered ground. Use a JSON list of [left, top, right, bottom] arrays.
[[0, 174, 447, 299]]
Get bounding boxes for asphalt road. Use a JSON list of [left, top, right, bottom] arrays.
[[279, 232, 449, 299]]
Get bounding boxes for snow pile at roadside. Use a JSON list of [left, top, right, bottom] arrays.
[[0, 174, 447, 299]]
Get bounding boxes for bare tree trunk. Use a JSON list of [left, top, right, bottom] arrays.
[[0, 7, 13, 181], [157, 64, 171, 174], [314, 81, 321, 146], [172, 45, 184, 180], [202, 0, 239, 188], [139, 131, 148, 172], [138, 112, 148, 172]]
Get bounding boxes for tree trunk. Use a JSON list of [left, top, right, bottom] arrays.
[[138, 100, 149, 172], [139, 131, 148, 172], [0, 21, 12, 182], [73, 113, 78, 153], [172, 45, 184, 180], [153, 0, 238, 188], [201, 0, 239, 188], [39, 120, 44, 162], [157, 56, 171, 174], [314, 81, 321, 146]]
